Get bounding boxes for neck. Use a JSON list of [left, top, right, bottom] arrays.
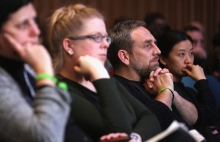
[[173, 75, 182, 82], [59, 62, 96, 92], [114, 66, 141, 81]]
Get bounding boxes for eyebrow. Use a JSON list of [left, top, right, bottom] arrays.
[[144, 39, 156, 43], [178, 47, 194, 51]]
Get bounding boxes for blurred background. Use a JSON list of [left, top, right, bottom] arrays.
[[34, 0, 220, 53]]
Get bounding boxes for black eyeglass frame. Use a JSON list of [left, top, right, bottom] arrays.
[[68, 33, 111, 44]]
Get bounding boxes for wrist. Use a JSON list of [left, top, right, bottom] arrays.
[[91, 68, 110, 80], [36, 73, 68, 91], [34, 65, 54, 76], [158, 87, 174, 102]]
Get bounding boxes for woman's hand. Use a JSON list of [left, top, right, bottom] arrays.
[[4, 33, 53, 75], [74, 55, 110, 80], [182, 64, 206, 81]]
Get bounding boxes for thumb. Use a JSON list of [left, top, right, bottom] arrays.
[[74, 66, 81, 73], [144, 79, 153, 89], [182, 68, 191, 76]]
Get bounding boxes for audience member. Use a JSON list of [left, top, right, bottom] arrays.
[[144, 12, 170, 40], [183, 26, 207, 69], [190, 21, 205, 35], [107, 20, 202, 133], [47, 4, 161, 141], [0, 0, 71, 141], [157, 30, 219, 141]]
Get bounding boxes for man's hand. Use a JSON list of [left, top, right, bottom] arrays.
[[143, 68, 173, 95], [100, 133, 130, 142]]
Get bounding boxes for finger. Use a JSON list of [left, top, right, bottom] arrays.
[[170, 73, 173, 80], [144, 79, 153, 89], [153, 67, 162, 77], [160, 68, 169, 74], [182, 68, 191, 76], [73, 66, 81, 73], [4, 33, 23, 56], [149, 71, 155, 82], [186, 64, 194, 69], [100, 133, 128, 141]]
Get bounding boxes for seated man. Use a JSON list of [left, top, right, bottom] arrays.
[[107, 20, 200, 131]]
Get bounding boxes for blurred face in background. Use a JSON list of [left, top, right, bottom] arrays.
[[0, 3, 40, 60], [186, 30, 203, 51]]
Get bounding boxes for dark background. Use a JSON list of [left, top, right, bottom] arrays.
[[33, 0, 220, 53]]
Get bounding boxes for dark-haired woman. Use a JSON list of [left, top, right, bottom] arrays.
[[157, 30, 219, 141]]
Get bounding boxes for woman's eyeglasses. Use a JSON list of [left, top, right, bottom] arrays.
[[68, 33, 111, 44]]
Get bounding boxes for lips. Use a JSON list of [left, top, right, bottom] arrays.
[[151, 57, 159, 63], [99, 54, 107, 58]]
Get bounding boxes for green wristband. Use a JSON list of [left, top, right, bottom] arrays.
[[36, 73, 58, 83], [36, 74, 68, 91], [158, 87, 174, 102], [58, 82, 68, 91]]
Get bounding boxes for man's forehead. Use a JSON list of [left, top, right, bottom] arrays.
[[131, 27, 155, 41]]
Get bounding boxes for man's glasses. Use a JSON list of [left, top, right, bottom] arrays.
[[68, 33, 111, 44]]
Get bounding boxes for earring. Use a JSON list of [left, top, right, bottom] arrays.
[[68, 50, 73, 55]]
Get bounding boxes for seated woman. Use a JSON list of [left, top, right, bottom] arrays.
[[0, 0, 71, 141], [157, 30, 219, 140], [46, 4, 162, 142]]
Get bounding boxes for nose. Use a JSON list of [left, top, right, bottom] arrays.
[[153, 44, 161, 55], [101, 37, 110, 49], [30, 21, 41, 36], [185, 54, 192, 64]]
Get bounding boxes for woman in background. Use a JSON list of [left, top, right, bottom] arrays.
[[0, 0, 71, 142]]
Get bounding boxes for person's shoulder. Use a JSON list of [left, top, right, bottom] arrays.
[[112, 75, 134, 87], [0, 66, 14, 81]]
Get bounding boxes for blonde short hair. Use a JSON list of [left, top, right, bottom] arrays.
[[48, 4, 104, 73]]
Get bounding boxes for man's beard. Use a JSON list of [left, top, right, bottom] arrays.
[[130, 57, 159, 79]]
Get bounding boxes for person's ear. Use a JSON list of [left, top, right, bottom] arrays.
[[62, 38, 74, 55], [159, 56, 167, 66], [118, 50, 130, 65]]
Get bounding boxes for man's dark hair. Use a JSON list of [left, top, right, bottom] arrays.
[[0, 0, 33, 29], [107, 20, 146, 69]]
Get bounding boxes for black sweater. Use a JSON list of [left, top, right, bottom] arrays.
[[57, 74, 161, 141], [174, 80, 217, 129], [114, 75, 174, 130]]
